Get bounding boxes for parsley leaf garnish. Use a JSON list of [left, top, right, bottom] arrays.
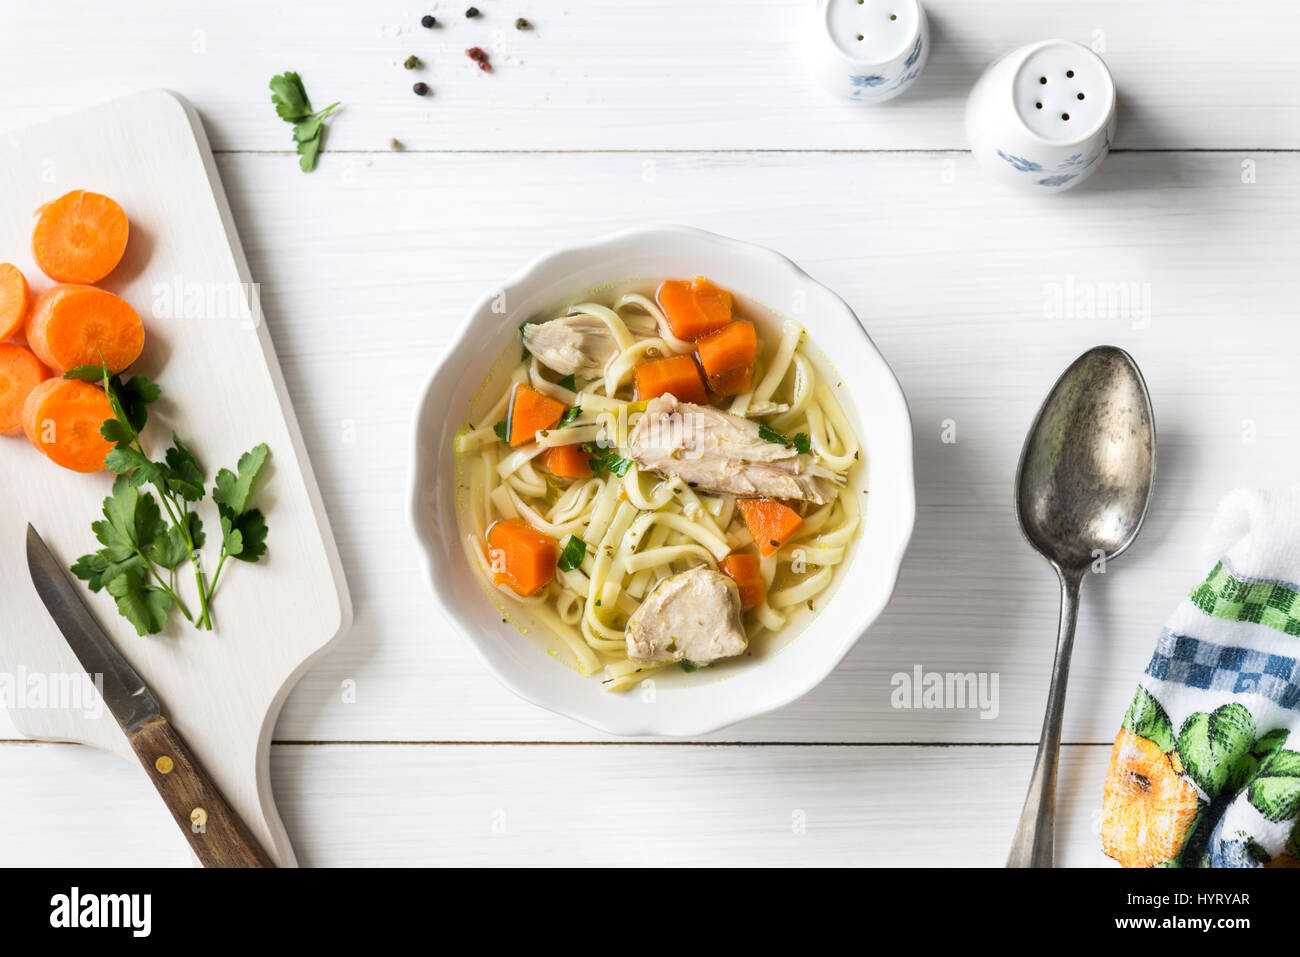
[[270, 72, 339, 172], [680, 659, 701, 673], [793, 432, 812, 454], [558, 407, 582, 428], [582, 443, 633, 477], [69, 358, 271, 634], [493, 420, 508, 442], [557, 535, 587, 572], [757, 425, 813, 455], [556, 373, 576, 392]]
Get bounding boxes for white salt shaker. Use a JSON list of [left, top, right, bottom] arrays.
[[965, 39, 1117, 193], [803, 0, 929, 103]]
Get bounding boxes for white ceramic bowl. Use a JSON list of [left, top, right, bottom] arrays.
[[408, 225, 915, 736]]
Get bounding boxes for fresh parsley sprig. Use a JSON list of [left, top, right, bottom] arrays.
[[66, 360, 271, 636], [270, 72, 339, 172]]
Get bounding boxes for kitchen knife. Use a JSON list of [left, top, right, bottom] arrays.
[[25, 523, 276, 868]]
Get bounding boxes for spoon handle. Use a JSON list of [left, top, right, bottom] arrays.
[[1007, 566, 1084, 868]]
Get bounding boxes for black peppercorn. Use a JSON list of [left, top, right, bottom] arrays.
[[420, 14, 436, 27], [465, 6, 479, 17], [412, 82, 430, 96]]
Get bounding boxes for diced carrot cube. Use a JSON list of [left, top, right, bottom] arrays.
[[507, 385, 566, 447], [737, 498, 804, 557], [633, 354, 708, 404], [656, 276, 734, 341], [719, 552, 765, 610], [541, 443, 593, 479], [487, 519, 558, 596], [696, 320, 757, 397]]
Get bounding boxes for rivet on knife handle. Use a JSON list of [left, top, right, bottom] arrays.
[[130, 715, 276, 868]]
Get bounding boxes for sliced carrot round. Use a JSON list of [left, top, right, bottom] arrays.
[[32, 190, 130, 284], [0, 263, 31, 341], [0, 343, 51, 435], [25, 284, 144, 374], [22, 377, 114, 472]]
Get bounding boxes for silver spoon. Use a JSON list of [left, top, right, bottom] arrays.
[[1006, 345, 1156, 868]]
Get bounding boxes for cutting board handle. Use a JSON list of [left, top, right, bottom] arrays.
[[129, 715, 277, 868]]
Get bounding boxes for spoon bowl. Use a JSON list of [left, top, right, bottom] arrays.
[[1007, 345, 1155, 868], [1016, 346, 1156, 571]]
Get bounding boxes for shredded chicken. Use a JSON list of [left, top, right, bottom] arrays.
[[628, 394, 837, 504], [625, 567, 747, 664], [522, 314, 621, 378]]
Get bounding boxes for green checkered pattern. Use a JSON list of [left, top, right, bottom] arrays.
[[1190, 562, 1300, 636]]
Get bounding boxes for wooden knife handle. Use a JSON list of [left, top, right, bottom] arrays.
[[128, 715, 277, 868]]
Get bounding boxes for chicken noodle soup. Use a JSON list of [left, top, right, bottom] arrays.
[[453, 278, 862, 691]]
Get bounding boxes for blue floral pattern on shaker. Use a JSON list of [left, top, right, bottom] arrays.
[[850, 74, 888, 88], [1056, 153, 1084, 170], [995, 149, 1044, 172], [903, 36, 922, 69], [1036, 173, 1078, 187]]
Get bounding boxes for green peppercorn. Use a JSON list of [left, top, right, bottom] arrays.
[[404, 55, 422, 69], [515, 17, 531, 29], [421, 14, 436, 27], [413, 82, 430, 96]]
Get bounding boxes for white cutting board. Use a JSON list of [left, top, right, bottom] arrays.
[[0, 90, 352, 867]]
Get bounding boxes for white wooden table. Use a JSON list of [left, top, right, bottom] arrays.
[[3, 0, 1297, 867]]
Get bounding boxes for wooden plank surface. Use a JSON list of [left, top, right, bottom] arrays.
[[2, 0, 1295, 867], [0, 0, 1297, 152], [0, 742, 1115, 867]]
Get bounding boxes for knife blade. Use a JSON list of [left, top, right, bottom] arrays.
[[25, 523, 275, 867], [25, 523, 162, 734]]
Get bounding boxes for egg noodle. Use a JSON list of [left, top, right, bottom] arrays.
[[454, 292, 861, 691]]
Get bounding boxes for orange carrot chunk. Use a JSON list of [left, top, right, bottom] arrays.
[[633, 354, 708, 404], [719, 552, 765, 610], [656, 276, 734, 341], [696, 319, 757, 397], [487, 519, 558, 596], [541, 443, 594, 479], [0, 263, 31, 341], [737, 498, 804, 557], [0, 343, 51, 435], [32, 190, 130, 284], [22, 377, 114, 473], [507, 384, 567, 447], [25, 284, 145, 375]]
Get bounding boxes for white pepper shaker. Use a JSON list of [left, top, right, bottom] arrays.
[[965, 39, 1117, 193], [803, 0, 929, 103]]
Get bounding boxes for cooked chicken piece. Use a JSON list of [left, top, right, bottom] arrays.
[[625, 567, 747, 664], [522, 314, 621, 378], [628, 394, 838, 504]]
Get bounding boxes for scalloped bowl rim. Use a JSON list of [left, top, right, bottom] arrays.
[[408, 225, 915, 737]]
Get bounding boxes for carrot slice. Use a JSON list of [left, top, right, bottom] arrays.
[[22, 377, 114, 473], [487, 519, 558, 596], [0, 343, 51, 435], [719, 552, 765, 610], [24, 284, 144, 374], [31, 190, 130, 284], [541, 443, 594, 479], [737, 498, 804, 557], [0, 263, 31, 341], [507, 385, 567, 447], [633, 354, 708, 404], [696, 320, 757, 397], [656, 277, 734, 341]]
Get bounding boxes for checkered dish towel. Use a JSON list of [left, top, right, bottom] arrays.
[[1102, 488, 1300, 868]]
